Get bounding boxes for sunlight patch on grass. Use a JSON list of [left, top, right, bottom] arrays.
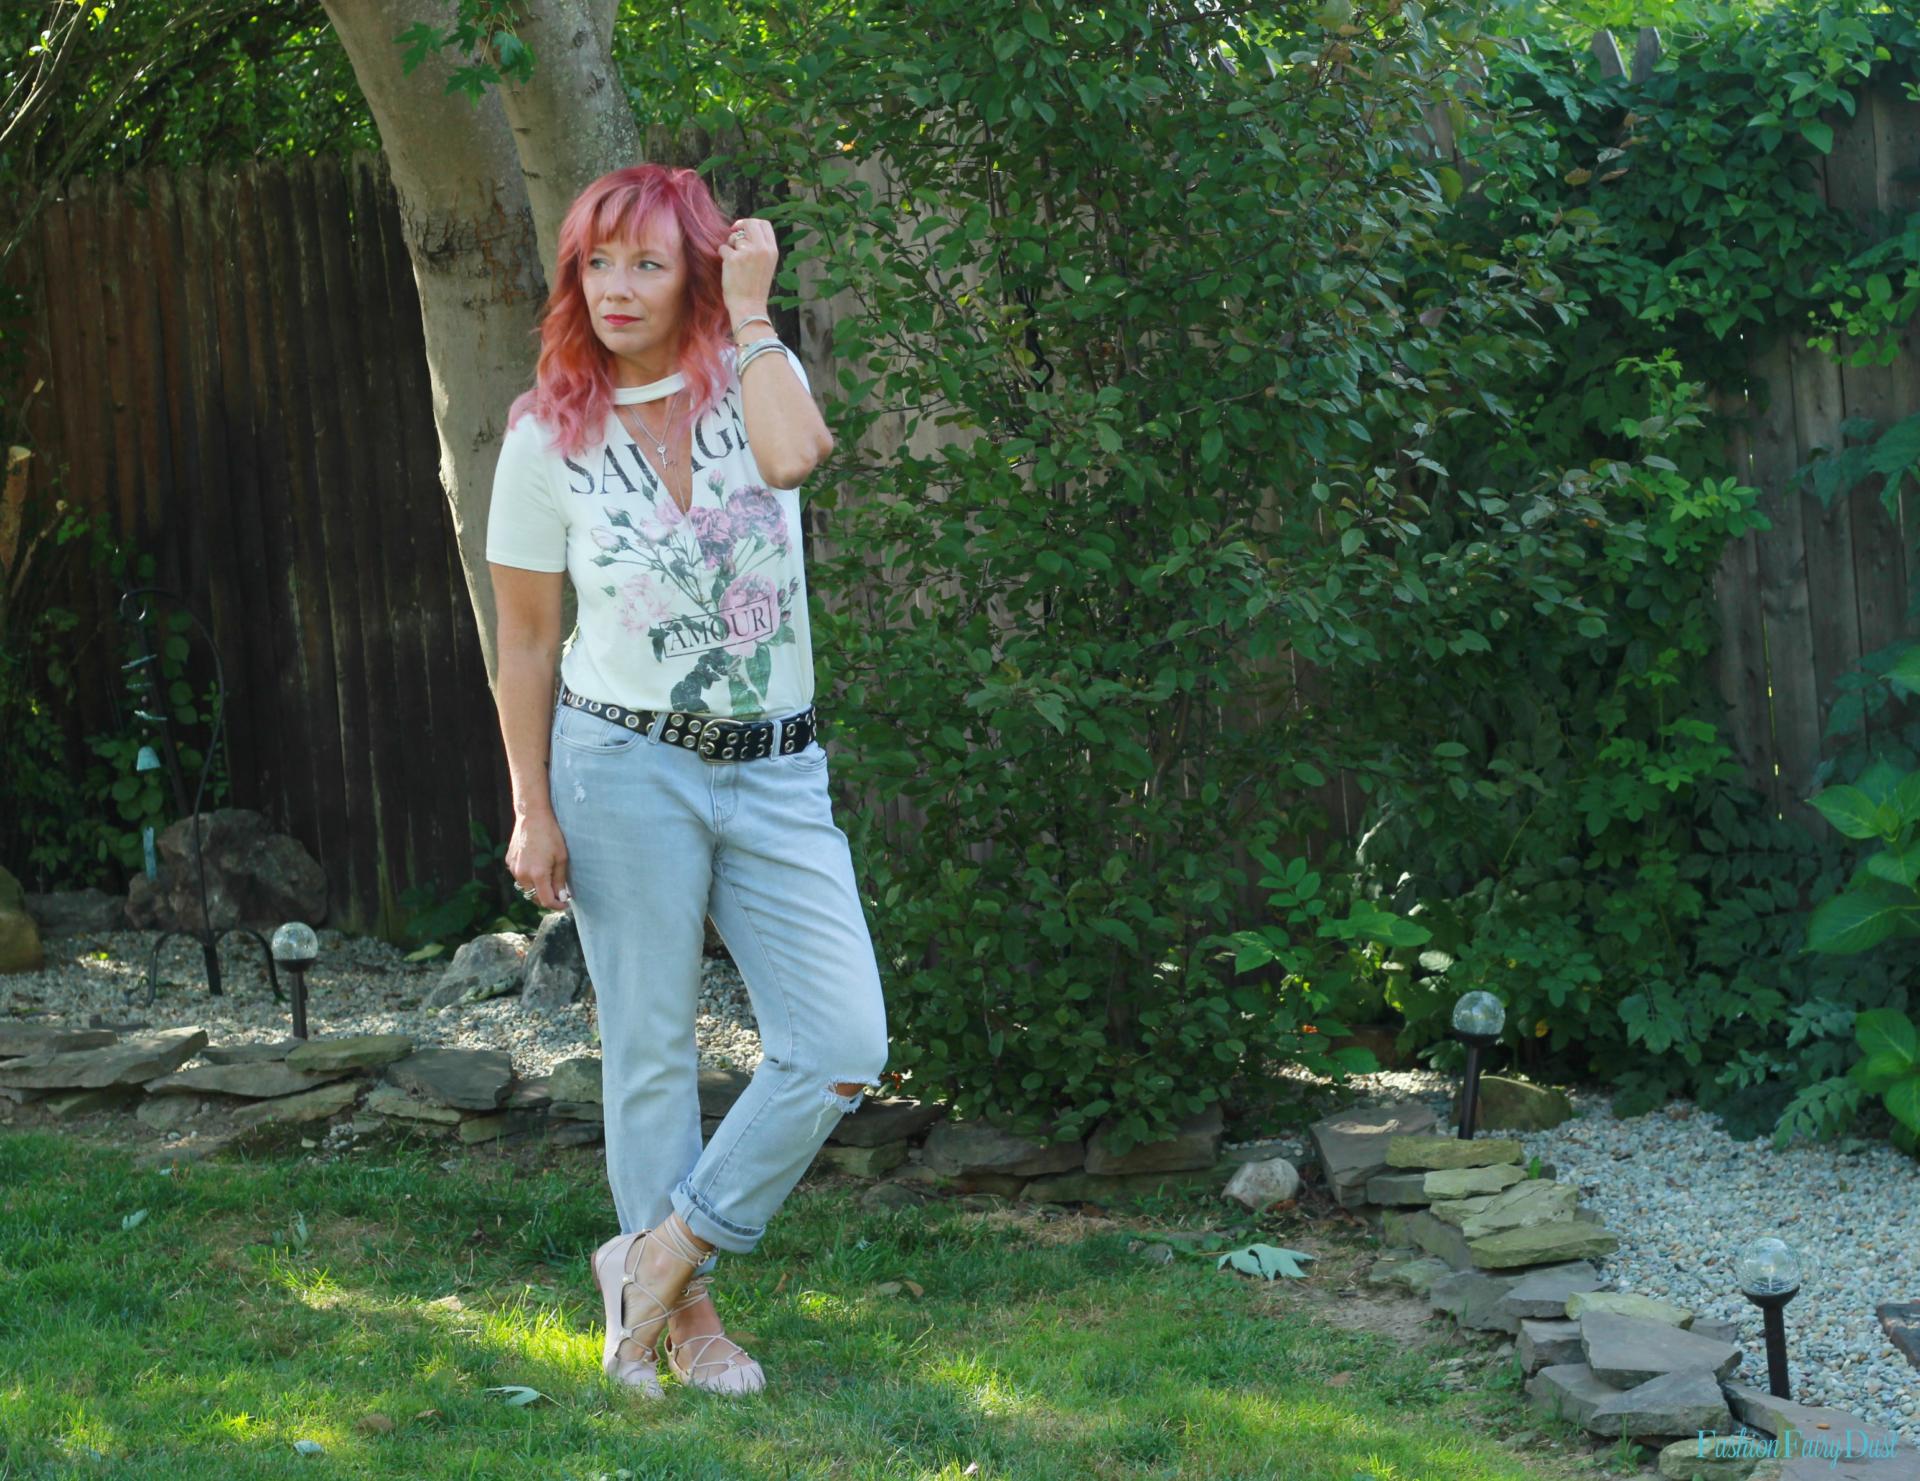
[[920, 1351, 1039, 1419]]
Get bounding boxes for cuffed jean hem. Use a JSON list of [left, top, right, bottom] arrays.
[[671, 1178, 764, 1255]]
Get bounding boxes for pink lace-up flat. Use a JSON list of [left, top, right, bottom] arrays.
[[590, 1215, 711, 1399], [658, 1271, 767, 1395]]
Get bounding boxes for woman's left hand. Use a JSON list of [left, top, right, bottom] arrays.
[[719, 217, 778, 321]]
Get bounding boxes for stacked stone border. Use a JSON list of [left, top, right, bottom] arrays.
[[0, 1022, 1305, 1215], [1316, 1099, 1915, 1481]]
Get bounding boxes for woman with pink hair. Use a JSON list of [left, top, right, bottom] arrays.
[[484, 164, 890, 1399]]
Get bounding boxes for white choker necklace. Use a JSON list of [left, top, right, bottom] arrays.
[[611, 371, 686, 404]]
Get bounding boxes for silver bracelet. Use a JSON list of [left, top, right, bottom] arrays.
[[736, 336, 788, 377], [732, 313, 773, 338]]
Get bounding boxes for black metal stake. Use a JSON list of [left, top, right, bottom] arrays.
[[1748, 1288, 1797, 1399], [285, 961, 310, 1040], [1455, 1030, 1499, 1139]]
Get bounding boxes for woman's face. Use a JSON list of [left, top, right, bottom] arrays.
[[581, 216, 688, 375]]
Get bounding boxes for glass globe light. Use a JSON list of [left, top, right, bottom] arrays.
[[135, 744, 163, 773], [270, 921, 319, 967], [1736, 1235, 1802, 1298], [1451, 990, 1506, 1038]]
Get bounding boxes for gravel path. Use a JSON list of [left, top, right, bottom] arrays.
[[7, 936, 1917, 1438]]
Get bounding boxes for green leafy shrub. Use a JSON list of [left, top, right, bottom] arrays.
[[396, 820, 540, 963]]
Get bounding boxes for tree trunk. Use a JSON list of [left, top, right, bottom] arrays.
[[318, 0, 639, 693]]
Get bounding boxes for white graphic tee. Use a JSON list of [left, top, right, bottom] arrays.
[[485, 344, 815, 720]]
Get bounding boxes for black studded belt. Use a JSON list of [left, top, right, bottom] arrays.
[[558, 683, 818, 762]]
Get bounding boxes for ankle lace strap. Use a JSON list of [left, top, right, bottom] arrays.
[[648, 1213, 715, 1269]]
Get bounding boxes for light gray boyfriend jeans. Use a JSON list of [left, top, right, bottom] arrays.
[[549, 699, 891, 1265]]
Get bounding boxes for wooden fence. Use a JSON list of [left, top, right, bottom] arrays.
[[10, 32, 1920, 934], [6, 156, 509, 935], [1424, 28, 1920, 831]]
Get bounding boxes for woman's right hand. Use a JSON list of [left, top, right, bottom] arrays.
[[507, 808, 572, 913]]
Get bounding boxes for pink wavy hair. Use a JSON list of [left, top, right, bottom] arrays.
[[506, 164, 735, 460]]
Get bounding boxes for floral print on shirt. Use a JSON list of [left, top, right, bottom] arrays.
[[588, 477, 801, 716]]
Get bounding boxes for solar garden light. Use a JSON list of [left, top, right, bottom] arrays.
[[1451, 990, 1506, 1139], [271, 923, 319, 1041], [1737, 1234, 1802, 1399]]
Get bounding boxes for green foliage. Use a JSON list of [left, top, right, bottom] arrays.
[[394, 2, 538, 103], [395, 820, 540, 963]]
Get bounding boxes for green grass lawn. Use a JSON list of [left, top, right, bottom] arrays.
[[0, 1122, 1609, 1480]]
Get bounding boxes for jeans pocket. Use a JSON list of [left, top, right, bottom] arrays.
[[552, 703, 645, 754]]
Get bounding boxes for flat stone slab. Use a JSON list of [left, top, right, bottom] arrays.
[[1586, 1367, 1731, 1441], [1497, 1262, 1605, 1320], [1518, 1318, 1583, 1374], [201, 1039, 303, 1065], [1878, 1302, 1920, 1370], [1659, 1433, 1772, 1479], [284, 1034, 413, 1073], [1385, 1134, 1525, 1170], [1365, 1171, 1434, 1205], [1692, 1318, 1740, 1344], [923, 1119, 1083, 1178], [1309, 1101, 1438, 1197], [145, 1062, 353, 1099], [1430, 1269, 1523, 1333], [1424, 1164, 1525, 1199], [1459, 1179, 1577, 1239], [1472, 1219, 1620, 1270], [1581, 1313, 1739, 1387], [1427, 1193, 1497, 1227], [1721, 1383, 1901, 1455], [697, 1064, 750, 1117], [1366, 1256, 1452, 1296], [0, 1024, 116, 1059], [230, 1079, 361, 1127], [813, 1142, 909, 1178], [1567, 1290, 1694, 1328], [547, 1055, 602, 1104], [0, 1027, 208, 1089], [1527, 1363, 1619, 1427], [1086, 1102, 1222, 1174], [828, 1096, 947, 1148], [1389, 1209, 1473, 1270], [364, 1084, 464, 1125], [383, 1046, 512, 1110]]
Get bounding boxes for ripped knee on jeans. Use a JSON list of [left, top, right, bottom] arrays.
[[809, 1077, 877, 1137]]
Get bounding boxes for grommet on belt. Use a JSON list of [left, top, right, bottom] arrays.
[[558, 684, 817, 763]]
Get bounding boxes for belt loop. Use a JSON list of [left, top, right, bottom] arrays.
[[643, 708, 668, 745]]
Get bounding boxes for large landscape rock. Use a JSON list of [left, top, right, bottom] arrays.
[[547, 1055, 603, 1107], [425, 933, 529, 1009], [519, 911, 592, 1011], [0, 864, 45, 974], [1471, 1220, 1619, 1270], [1454, 1075, 1575, 1132], [138, 809, 328, 930], [23, 887, 126, 934], [1585, 1368, 1732, 1441], [1385, 1134, 1525, 1171], [1580, 1313, 1740, 1387], [1308, 1100, 1438, 1208], [1224, 1157, 1301, 1211], [1085, 1102, 1222, 1174], [0, 1027, 208, 1088]]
